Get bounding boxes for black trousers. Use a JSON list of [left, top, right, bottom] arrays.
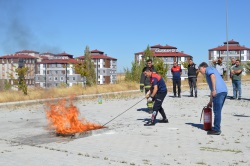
[[173, 79, 181, 96], [151, 91, 167, 123], [188, 77, 197, 95]]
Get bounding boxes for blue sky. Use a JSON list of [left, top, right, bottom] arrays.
[[0, 0, 249, 72]]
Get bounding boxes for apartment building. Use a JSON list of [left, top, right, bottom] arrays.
[[0, 53, 37, 89], [135, 44, 192, 79], [35, 52, 83, 88], [77, 49, 117, 84], [208, 39, 250, 64]]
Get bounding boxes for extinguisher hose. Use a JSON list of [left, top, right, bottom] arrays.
[[200, 107, 205, 123]]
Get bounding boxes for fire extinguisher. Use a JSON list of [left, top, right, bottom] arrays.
[[200, 106, 212, 131]]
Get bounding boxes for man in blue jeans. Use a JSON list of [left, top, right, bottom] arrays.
[[231, 59, 243, 100], [143, 67, 168, 126], [199, 62, 228, 135]]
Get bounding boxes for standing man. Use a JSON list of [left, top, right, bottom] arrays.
[[187, 59, 199, 97], [140, 59, 157, 113], [171, 61, 182, 98], [231, 59, 243, 100], [143, 67, 168, 126], [215, 57, 227, 78], [198, 62, 227, 135], [230, 58, 236, 79]]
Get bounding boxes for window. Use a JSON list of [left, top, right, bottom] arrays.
[[67, 77, 69, 80], [54, 77, 58, 81], [49, 77, 52, 81], [241, 50, 244, 54], [60, 77, 64, 81], [241, 56, 244, 61], [73, 77, 75, 81]]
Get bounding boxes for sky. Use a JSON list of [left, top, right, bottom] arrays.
[[0, 0, 249, 72]]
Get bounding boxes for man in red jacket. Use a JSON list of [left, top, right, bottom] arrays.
[[171, 61, 182, 98]]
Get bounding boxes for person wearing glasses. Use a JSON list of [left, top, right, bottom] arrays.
[[140, 59, 157, 113]]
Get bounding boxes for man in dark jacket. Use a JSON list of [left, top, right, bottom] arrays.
[[140, 59, 157, 113], [187, 59, 199, 97], [143, 67, 168, 126]]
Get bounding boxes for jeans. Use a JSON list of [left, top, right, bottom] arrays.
[[232, 80, 242, 98], [173, 79, 181, 96], [188, 77, 197, 95], [213, 92, 227, 132]]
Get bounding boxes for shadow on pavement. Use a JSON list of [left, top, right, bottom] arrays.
[[185, 122, 204, 130], [232, 113, 250, 117], [137, 108, 151, 114]]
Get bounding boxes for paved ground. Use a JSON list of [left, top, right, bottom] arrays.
[[0, 82, 250, 166]]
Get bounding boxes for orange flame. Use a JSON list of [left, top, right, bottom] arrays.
[[46, 98, 104, 134]]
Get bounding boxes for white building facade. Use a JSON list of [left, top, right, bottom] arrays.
[[77, 49, 117, 84], [208, 40, 250, 64], [135, 44, 192, 79]]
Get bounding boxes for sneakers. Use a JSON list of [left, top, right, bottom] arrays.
[[158, 119, 169, 123], [144, 122, 155, 126], [207, 130, 221, 135]]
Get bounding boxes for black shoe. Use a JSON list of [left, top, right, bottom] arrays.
[[178, 95, 181, 98], [207, 130, 221, 135], [195, 94, 197, 98], [238, 97, 241, 100], [188, 95, 193, 97], [158, 119, 169, 123], [144, 122, 155, 126]]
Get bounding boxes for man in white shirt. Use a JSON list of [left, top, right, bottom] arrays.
[[215, 57, 227, 78]]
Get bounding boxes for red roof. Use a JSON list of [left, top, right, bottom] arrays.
[[40, 52, 55, 55], [151, 44, 163, 48], [38, 59, 78, 64], [16, 50, 39, 54], [209, 45, 250, 51], [0, 53, 38, 59], [56, 52, 73, 58], [77, 55, 117, 60], [151, 44, 177, 49], [223, 39, 239, 45], [39, 56, 49, 60], [154, 52, 191, 57], [91, 49, 104, 54]]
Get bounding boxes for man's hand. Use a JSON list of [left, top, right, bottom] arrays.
[[145, 90, 151, 98], [207, 101, 212, 108], [147, 96, 154, 102], [212, 90, 216, 97]]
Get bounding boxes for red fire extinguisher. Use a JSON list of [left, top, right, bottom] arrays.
[[200, 106, 212, 131]]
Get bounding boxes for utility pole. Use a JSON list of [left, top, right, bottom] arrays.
[[226, 0, 230, 81]]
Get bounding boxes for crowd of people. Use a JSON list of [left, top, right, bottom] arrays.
[[139, 57, 244, 135]]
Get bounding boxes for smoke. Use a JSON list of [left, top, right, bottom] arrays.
[[0, 0, 61, 55], [0, 0, 35, 53]]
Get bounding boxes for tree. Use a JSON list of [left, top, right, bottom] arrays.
[[124, 61, 144, 82], [181, 61, 189, 69], [143, 45, 154, 62], [13, 67, 29, 95], [153, 58, 169, 79], [244, 61, 250, 74], [84, 46, 96, 86]]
